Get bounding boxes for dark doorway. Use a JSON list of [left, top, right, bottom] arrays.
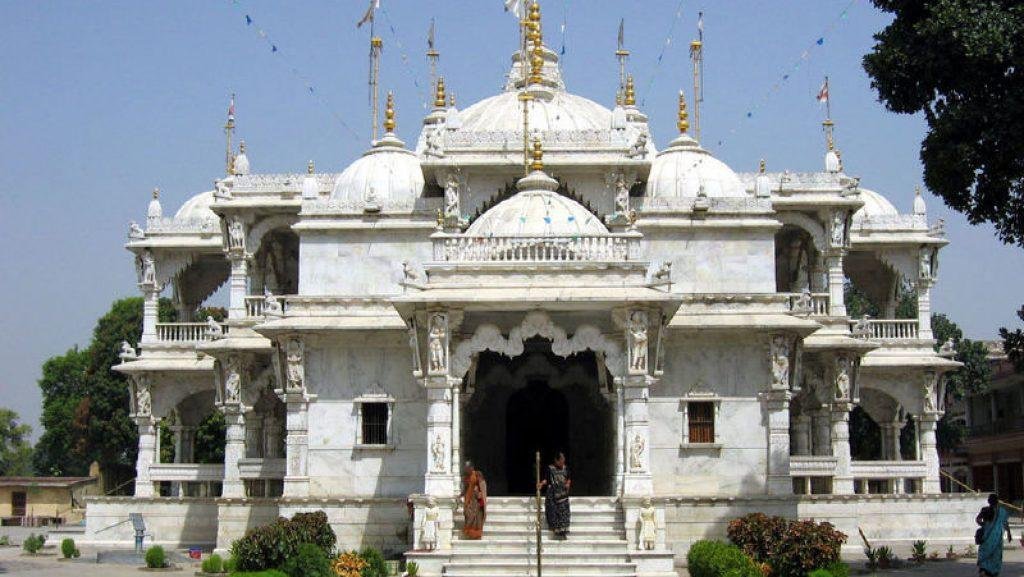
[[505, 380, 569, 495]]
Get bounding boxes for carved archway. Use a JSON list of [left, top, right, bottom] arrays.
[[451, 311, 625, 379], [776, 213, 828, 255]]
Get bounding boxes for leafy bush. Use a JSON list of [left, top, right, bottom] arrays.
[[144, 545, 167, 568], [60, 537, 79, 559], [229, 572, 289, 577], [22, 533, 44, 554], [911, 540, 927, 563], [0, 535, 10, 546], [823, 561, 849, 577], [332, 551, 368, 577], [201, 553, 224, 573], [282, 543, 331, 577], [687, 539, 761, 577], [225, 554, 238, 572], [406, 560, 419, 576], [727, 514, 846, 577], [876, 545, 895, 568], [360, 546, 389, 577], [808, 570, 831, 577], [231, 511, 337, 572]]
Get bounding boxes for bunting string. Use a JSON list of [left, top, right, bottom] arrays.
[[714, 0, 860, 149], [228, 0, 362, 142], [378, 6, 431, 109], [640, 0, 687, 108]]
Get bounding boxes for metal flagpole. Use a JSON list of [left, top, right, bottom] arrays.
[[689, 12, 704, 142], [535, 450, 543, 577], [427, 18, 439, 96], [224, 93, 236, 175], [615, 18, 629, 95]]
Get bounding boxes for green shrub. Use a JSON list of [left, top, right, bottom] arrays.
[[808, 570, 832, 577], [228, 571, 289, 577], [0, 535, 10, 546], [405, 560, 419, 576], [144, 545, 167, 568], [359, 546, 389, 577], [824, 561, 849, 577], [282, 543, 331, 577], [60, 538, 80, 559], [726, 514, 846, 577], [231, 511, 337, 572], [911, 540, 927, 563], [201, 553, 224, 573], [225, 554, 238, 572], [686, 539, 761, 577], [22, 533, 44, 554]]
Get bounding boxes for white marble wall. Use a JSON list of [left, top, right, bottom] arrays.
[[82, 497, 220, 547], [643, 229, 776, 294], [299, 230, 432, 295]]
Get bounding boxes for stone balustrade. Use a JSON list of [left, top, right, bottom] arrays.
[[148, 463, 226, 483], [238, 458, 286, 480], [784, 292, 830, 316], [790, 455, 839, 477], [433, 234, 640, 263], [851, 319, 920, 341], [155, 322, 227, 343], [244, 296, 265, 318], [851, 460, 927, 494]]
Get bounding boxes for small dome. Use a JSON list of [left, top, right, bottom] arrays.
[[466, 170, 606, 237], [332, 135, 424, 205], [174, 190, 218, 222], [646, 134, 746, 198], [854, 188, 899, 222]]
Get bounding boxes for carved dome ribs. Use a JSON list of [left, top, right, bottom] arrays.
[[467, 179, 602, 229]]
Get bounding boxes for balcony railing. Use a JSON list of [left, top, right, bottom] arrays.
[[851, 460, 927, 494], [433, 234, 641, 263], [244, 296, 265, 318], [851, 319, 920, 340], [149, 463, 225, 483], [154, 322, 227, 344], [238, 458, 286, 480], [784, 293, 830, 316]]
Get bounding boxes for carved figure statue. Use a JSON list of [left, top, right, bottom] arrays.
[[128, 221, 145, 240], [444, 174, 460, 220], [771, 335, 791, 389], [264, 287, 282, 316], [614, 174, 630, 215], [420, 497, 440, 550], [830, 211, 847, 247], [135, 380, 152, 416], [428, 314, 448, 373], [629, 433, 646, 471], [120, 340, 137, 359], [141, 251, 157, 285], [214, 179, 232, 199], [228, 218, 245, 250], [851, 315, 871, 338], [409, 327, 422, 374], [834, 355, 851, 401], [939, 338, 956, 356], [793, 289, 813, 314], [638, 497, 657, 551], [920, 250, 932, 280], [430, 433, 446, 473], [628, 132, 648, 158], [206, 316, 223, 339], [224, 358, 242, 404], [628, 311, 649, 372], [922, 373, 937, 412], [653, 262, 672, 282], [286, 338, 304, 392]]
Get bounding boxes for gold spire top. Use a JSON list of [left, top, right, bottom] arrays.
[[527, 1, 544, 84], [307, 160, 315, 175], [624, 75, 636, 107], [759, 159, 766, 174], [530, 138, 544, 171], [152, 187, 160, 200], [383, 91, 396, 133], [434, 77, 447, 109], [676, 90, 689, 134]]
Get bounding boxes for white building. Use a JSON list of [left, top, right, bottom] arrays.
[[86, 7, 979, 574]]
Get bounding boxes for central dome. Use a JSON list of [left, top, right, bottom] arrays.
[[466, 171, 607, 237], [459, 90, 613, 134]]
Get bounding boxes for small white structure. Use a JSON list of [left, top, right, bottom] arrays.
[[87, 7, 977, 575]]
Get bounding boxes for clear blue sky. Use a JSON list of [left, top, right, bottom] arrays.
[[2, 0, 1022, 437]]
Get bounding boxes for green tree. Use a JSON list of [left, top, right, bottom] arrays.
[[34, 347, 93, 476], [863, 0, 1024, 246], [999, 307, 1024, 372], [0, 409, 34, 476], [932, 313, 993, 452]]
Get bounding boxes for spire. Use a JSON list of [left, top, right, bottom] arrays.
[[233, 140, 250, 175], [527, 1, 544, 85], [370, 36, 384, 142], [302, 160, 318, 199], [755, 159, 771, 198], [224, 93, 236, 175], [676, 90, 689, 134], [147, 187, 163, 222], [689, 12, 705, 142], [383, 91, 396, 134], [624, 75, 636, 107], [615, 18, 629, 94], [913, 185, 927, 216], [448, 92, 456, 108], [759, 159, 766, 174], [530, 138, 544, 172], [427, 18, 440, 91], [434, 77, 447, 109], [307, 159, 315, 175]]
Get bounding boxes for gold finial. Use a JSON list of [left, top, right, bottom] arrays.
[[152, 187, 160, 199], [307, 160, 315, 175], [527, 1, 544, 85], [383, 91, 396, 133], [436, 208, 444, 227], [624, 75, 636, 106], [530, 138, 544, 171], [676, 90, 689, 133], [434, 77, 447, 109], [759, 159, 766, 174]]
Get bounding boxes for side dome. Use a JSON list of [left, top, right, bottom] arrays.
[[174, 190, 218, 222], [646, 134, 745, 198], [853, 188, 898, 222], [332, 135, 425, 205], [466, 171, 607, 237]]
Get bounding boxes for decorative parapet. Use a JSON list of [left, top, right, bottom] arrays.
[[154, 322, 228, 344], [432, 233, 642, 263], [145, 217, 220, 235], [301, 196, 440, 216], [790, 456, 839, 477], [737, 171, 847, 193], [850, 319, 920, 341], [444, 129, 623, 150], [853, 214, 929, 232], [635, 197, 773, 214], [230, 173, 338, 195]]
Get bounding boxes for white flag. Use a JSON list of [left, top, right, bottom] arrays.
[[505, 0, 527, 19]]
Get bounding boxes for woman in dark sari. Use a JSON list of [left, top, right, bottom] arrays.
[[539, 452, 571, 539], [978, 493, 1010, 577], [462, 461, 487, 540]]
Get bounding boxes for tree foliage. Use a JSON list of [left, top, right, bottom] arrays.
[[864, 0, 1024, 246], [999, 306, 1024, 372], [0, 409, 33, 476], [933, 313, 993, 452]]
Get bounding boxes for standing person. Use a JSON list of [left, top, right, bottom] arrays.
[[539, 452, 571, 539], [978, 493, 1010, 577], [461, 461, 487, 540]]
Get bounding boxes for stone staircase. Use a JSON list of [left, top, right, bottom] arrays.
[[408, 497, 676, 577]]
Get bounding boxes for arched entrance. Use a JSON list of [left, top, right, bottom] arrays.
[[462, 338, 614, 496], [505, 381, 569, 495]]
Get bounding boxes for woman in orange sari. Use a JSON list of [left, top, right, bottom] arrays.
[[462, 461, 487, 540]]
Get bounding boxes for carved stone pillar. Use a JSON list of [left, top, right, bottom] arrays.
[[622, 309, 653, 496], [245, 410, 264, 458], [916, 279, 934, 341], [880, 422, 902, 461], [920, 414, 941, 493], [221, 407, 246, 498], [180, 426, 195, 463], [830, 352, 855, 494], [129, 375, 156, 497], [812, 408, 832, 456], [274, 337, 314, 497], [224, 217, 250, 321], [792, 415, 812, 457], [424, 311, 458, 497], [766, 334, 795, 494], [825, 254, 847, 319]]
